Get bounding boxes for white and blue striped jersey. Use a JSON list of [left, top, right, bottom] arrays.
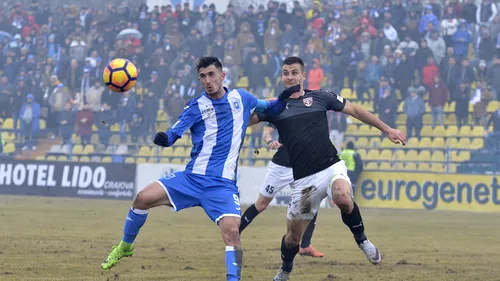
[[166, 87, 260, 181]]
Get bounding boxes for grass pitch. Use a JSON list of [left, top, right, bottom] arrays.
[[0, 196, 499, 281]]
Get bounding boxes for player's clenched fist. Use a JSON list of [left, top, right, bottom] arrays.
[[153, 132, 169, 147]]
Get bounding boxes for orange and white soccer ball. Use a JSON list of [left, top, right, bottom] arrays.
[[102, 58, 138, 92]]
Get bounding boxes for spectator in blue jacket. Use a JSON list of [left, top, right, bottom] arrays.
[[419, 5, 439, 34], [452, 20, 472, 59], [19, 94, 40, 151]]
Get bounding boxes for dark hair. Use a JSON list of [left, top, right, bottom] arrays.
[[282, 56, 304, 71], [196, 56, 223, 73], [346, 141, 355, 150]]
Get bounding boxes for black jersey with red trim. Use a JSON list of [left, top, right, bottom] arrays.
[[257, 89, 347, 180]]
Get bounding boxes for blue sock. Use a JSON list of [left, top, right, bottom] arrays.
[[225, 246, 242, 281], [122, 208, 148, 244]]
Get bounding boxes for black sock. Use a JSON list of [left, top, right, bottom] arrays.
[[300, 213, 317, 248], [239, 204, 261, 233], [341, 201, 367, 244], [280, 235, 299, 272]]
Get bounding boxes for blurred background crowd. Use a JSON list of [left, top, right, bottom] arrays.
[[0, 0, 499, 174]]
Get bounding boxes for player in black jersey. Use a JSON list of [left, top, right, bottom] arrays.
[[250, 57, 406, 281], [239, 124, 325, 258]]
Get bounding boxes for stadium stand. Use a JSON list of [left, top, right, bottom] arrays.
[[0, 0, 499, 175]]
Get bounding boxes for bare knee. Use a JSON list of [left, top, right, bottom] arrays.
[[133, 182, 170, 210], [220, 217, 241, 246], [224, 226, 241, 246], [331, 180, 354, 213], [133, 190, 150, 210], [335, 195, 353, 213]]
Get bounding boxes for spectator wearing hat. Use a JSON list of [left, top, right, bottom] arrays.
[[420, 5, 439, 34], [81, 67, 91, 103], [19, 94, 40, 151], [264, 18, 282, 53], [471, 81, 493, 128], [472, 60, 486, 81], [354, 18, 377, 43], [452, 20, 472, 59], [307, 59, 324, 91]]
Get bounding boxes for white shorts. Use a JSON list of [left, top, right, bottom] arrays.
[[259, 161, 294, 198], [287, 160, 351, 221]]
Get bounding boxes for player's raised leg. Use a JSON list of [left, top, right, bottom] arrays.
[[101, 181, 171, 269], [329, 167, 381, 265]]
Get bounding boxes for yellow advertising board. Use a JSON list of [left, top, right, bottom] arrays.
[[354, 172, 500, 212]]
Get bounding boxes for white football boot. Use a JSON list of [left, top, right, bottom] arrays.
[[358, 240, 382, 265]]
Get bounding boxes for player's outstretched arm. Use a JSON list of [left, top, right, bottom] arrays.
[[342, 100, 406, 145], [254, 85, 300, 116], [153, 103, 198, 147]]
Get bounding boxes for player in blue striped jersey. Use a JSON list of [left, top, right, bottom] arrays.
[[101, 56, 299, 281]]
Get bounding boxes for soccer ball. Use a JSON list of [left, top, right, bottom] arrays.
[[102, 58, 138, 92]]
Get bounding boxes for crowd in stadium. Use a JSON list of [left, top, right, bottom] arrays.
[[0, 0, 499, 162]]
